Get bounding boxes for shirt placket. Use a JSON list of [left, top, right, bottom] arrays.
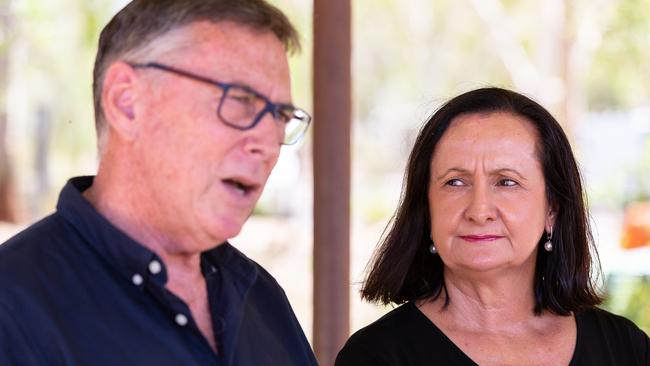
[[136, 258, 221, 366]]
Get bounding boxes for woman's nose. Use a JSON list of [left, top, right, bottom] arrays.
[[464, 184, 497, 224]]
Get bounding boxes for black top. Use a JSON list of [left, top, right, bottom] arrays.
[[336, 301, 650, 366], [0, 177, 317, 366]]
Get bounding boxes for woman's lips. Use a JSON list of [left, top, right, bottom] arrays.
[[459, 235, 504, 243]]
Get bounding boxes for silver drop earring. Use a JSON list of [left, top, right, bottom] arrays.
[[544, 227, 553, 252], [429, 233, 437, 254]]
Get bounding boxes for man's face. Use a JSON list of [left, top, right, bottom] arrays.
[[132, 21, 290, 253]]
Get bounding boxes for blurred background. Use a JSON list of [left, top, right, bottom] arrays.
[[0, 0, 648, 344]]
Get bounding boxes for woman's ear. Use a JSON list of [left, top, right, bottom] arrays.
[[101, 61, 140, 141], [545, 204, 558, 233]]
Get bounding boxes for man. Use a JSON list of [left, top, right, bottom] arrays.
[[0, 1, 316, 365]]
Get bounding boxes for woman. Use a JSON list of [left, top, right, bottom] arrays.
[[336, 88, 649, 365]]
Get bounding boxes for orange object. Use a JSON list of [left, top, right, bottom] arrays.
[[621, 201, 650, 249]]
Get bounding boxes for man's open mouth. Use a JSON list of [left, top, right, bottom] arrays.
[[223, 178, 256, 196]]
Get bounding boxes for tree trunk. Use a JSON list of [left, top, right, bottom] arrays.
[[0, 0, 19, 223], [468, 0, 580, 140]]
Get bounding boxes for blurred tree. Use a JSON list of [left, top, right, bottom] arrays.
[[623, 277, 650, 333], [605, 276, 650, 334], [469, 0, 587, 138], [587, 0, 650, 109], [7, 0, 114, 217], [350, 0, 600, 220], [0, 0, 19, 222]]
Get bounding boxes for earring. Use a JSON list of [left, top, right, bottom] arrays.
[[429, 233, 437, 254], [544, 228, 553, 252]]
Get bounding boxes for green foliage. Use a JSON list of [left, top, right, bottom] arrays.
[[603, 275, 650, 334], [6, 0, 115, 210], [76, 0, 113, 48], [632, 138, 650, 202], [587, 0, 650, 109]]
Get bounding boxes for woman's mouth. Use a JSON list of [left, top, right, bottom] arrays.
[[459, 235, 504, 243]]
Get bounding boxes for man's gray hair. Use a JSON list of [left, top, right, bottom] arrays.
[[92, 0, 301, 151]]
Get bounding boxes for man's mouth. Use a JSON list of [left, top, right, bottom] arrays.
[[222, 178, 256, 196]]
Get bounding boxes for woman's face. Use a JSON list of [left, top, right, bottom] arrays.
[[428, 112, 555, 276]]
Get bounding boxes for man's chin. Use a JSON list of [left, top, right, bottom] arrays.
[[201, 216, 247, 244]]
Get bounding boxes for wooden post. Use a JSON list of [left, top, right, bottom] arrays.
[[312, 0, 351, 364]]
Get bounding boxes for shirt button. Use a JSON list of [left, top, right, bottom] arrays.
[[175, 313, 188, 327], [131, 273, 143, 286], [148, 260, 162, 275]]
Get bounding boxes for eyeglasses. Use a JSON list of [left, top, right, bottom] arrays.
[[129, 62, 311, 145]]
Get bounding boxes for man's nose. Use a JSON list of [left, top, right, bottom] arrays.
[[243, 111, 282, 159], [464, 183, 497, 224]]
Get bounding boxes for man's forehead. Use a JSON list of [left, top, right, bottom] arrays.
[[165, 21, 284, 60], [157, 21, 291, 97]]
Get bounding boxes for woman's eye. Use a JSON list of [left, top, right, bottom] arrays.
[[498, 179, 518, 187], [445, 179, 465, 187]]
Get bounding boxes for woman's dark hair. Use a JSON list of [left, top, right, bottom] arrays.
[[361, 87, 602, 315]]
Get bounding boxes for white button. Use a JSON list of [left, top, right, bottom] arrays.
[[148, 260, 162, 275], [175, 313, 188, 326], [131, 273, 143, 286]]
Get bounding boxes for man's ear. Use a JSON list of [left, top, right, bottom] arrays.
[[101, 61, 141, 141]]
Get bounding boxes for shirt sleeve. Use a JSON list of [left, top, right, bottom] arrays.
[[621, 314, 650, 365], [637, 324, 649, 365], [0, 301, 44, 365]]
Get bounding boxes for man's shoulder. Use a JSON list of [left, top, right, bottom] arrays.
[[210, 243, 294, 315], [217, 243, 299, 315], [214, 242, 283, 290], [0, 214, 69, 259], [213, 244, 317, 364], [0, 213, 75, 289]]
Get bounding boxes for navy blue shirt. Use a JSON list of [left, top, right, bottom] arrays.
[[0, 177, 317, 365]]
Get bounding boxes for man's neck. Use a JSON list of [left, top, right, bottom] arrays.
[[84, 173, 219, 352], [83, 172, 206, 285]]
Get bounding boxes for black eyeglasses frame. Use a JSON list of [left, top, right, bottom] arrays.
[[128, 62, 311, 145]]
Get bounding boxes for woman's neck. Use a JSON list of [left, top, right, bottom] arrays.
[[427, 265, 539, 332]]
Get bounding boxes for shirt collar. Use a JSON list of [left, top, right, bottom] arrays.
[[56, 176, 258, 292], [57, 176, 167, 286], [205, 243, 258, 298]]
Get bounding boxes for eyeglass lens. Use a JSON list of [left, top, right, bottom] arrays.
[[219, 86, 309, 145]]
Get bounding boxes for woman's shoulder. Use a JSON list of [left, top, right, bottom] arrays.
[[573, 307, 649, 365], [578, 307, 648, 336], [338, 303, 418, 352], [335, 302, 475, 366], [335, 302, 423, 366]]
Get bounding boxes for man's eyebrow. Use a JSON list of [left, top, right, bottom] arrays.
[[229, 79, 293, 105], [434, 167, 528, 181]]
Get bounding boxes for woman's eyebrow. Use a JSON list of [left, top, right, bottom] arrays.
[[434, 167, 528, 181], [492, 168, 528, 181], [434, 168, 469, 180]]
